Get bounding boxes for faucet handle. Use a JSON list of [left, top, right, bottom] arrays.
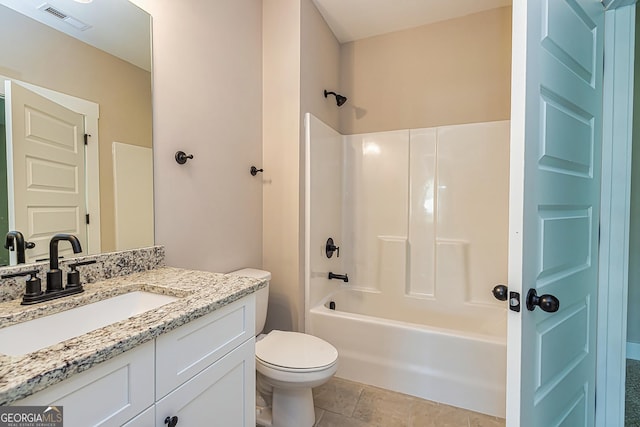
[[1, 269, 43, 303], [325, 238, 340, 258], [66, 260, 97, 289], [1, 269, 39, 279], [68, 260, 97, 269]]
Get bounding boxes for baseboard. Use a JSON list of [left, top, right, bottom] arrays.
[[627, 342, 640, 361]]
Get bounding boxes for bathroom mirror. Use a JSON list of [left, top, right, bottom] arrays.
[[0, 0, 153, 266]]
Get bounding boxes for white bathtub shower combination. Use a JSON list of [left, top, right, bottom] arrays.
[[304, 114, 510, 417]]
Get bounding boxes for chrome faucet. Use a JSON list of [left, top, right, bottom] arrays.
[[47, 234, 82, 292]]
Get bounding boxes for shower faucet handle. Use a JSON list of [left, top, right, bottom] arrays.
[[325, 238, 340, 258]]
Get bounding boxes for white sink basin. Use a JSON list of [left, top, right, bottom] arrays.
[[0, 291, 179, 356]]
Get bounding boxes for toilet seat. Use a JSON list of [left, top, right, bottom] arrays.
[[256, 330, 338, 372]]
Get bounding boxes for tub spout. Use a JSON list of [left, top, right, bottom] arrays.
[[328, 272, 348, 282]]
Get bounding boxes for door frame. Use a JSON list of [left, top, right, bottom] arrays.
[[597, 1, 636, 426], [0, 76, 102, 255]]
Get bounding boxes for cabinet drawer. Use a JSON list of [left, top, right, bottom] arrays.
[[156, 294, 255, 398], [15, 341, 154, 427]]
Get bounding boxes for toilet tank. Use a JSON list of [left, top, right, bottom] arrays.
[[228, 268, 271, 335]]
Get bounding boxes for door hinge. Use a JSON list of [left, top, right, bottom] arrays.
[[84, 134, 90, 145], [85, 213, 90, 225]]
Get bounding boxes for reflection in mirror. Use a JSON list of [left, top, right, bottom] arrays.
[[0, 0, 153, 267]]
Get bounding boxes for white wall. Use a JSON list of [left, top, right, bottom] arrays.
[[143, 0, 263, 272], [305, 114, 344, 317], [628, 5, 640, 356]]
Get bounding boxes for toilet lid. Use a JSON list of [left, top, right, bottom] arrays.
[[256, 330, 338, 370]]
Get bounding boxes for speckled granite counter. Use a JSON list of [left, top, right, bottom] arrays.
[[0, 266, 266, 405]]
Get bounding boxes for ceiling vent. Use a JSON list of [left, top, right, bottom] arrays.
[[38, 4, 92, 31]]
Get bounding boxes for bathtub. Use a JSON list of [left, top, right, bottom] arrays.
[[307, 289, 507, 417]]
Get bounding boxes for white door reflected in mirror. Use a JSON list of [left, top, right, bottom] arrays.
[[5, 80, 88, 264]]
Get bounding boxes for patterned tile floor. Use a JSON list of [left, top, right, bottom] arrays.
[[312, 377, 505, 427], [627, 359, 640, 427]]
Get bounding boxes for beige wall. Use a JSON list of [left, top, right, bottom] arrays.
[[148, 0, 263, 273], [298, 0, 341, 330], [0, 6, 152, 253], [262, 0, 340, 332], [300, 0, 341, 133], [262, 0, 302, 332], [339, 7, 512, 135]]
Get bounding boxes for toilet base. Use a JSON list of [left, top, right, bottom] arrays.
[[256, 386, 316, 427], [256, 406, 273, 427], [271, 386, 316, 427]]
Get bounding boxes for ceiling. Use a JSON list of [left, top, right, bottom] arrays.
[[0, 0, 151, 71], [1, 0, 512, 71], [312, 0, 512, 43]]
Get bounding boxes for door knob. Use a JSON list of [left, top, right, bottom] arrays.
[[492, 284, 508, 301], [526, 288, 560, 313]]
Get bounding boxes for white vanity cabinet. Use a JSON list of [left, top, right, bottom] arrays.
[[15, 340, 156, 427], [155, 293, 256, 426], [155, 339, 255, 426], [13, 294, 256, 427]]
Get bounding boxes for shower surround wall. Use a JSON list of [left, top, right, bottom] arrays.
[[307, 115, 510, 315], [305, 114, 509, 415]]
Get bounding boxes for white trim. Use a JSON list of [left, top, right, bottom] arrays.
[[0, 75, 101, 255], [628, 342, 640, 361], [505, 0, 527, 424], [596, 4, 636, 427], [303, 112, 311, 333], [603, 0, 637, 10]]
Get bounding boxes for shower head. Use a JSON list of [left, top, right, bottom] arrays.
[[324, 90, 348, 107]]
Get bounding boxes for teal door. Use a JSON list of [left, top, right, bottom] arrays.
[[507, 0, 604, 426]]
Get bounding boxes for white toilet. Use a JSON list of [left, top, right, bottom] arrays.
[[229, 268, 338, 427]]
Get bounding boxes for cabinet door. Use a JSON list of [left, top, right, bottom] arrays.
[[15, 341, 154, 427], [156, 338, 255, 427], [122, 406, 154, 427], [156, 294, 255, 398]]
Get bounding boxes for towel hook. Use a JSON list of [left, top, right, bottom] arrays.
[[250, 166, 264, 176], [175, 151, 193, 165]]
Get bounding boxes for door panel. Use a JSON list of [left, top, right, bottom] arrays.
[[4, 81, 86, 263], [508, 0, 604, 426]]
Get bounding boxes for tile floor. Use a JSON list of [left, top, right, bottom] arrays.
[[627, 359, 640, 427], [312, 377, 505, 427]]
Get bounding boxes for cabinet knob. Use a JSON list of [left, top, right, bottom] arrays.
[[164, 416, 179, 427]]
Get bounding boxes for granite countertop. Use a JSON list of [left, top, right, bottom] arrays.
[[0, 266, 266, 405]]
